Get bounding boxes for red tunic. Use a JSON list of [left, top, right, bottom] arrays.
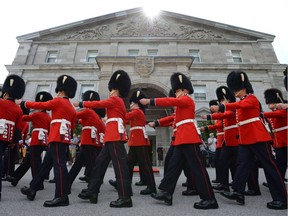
[[208, 120, 224, 149], [154, 95, 202, 146], [262, 109, 287, 149], [224, 94, 271, 145], [209, 111, 238, 147], [22, 111, 51, 146], [25, 97, 76, 144], [0, 99, 23, 143], [77, 108, 105, 148], [126, 108, 149, 147], [83, 96, 127, 143]]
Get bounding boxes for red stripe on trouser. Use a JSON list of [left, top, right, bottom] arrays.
[[113, 144, 124, 196], [265, 142, 287, 200], [194, 145, 213, 198], [56, 144, 63, 197]]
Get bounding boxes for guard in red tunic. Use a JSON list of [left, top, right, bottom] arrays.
[[140, 72, 218, 209], [68, 90, 106, 190], [203, 86, 238, 192], [0, 75, 25, 201], [20, 75, 77, 207], [75, 70, 133, 208], [7, 92, 52, 187], [201, 99, 225, 184], [126, 90, 156, 195], [262, 88, 287, 182], [211, 71, 287, 210]]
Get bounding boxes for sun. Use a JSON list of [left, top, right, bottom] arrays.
[[143, 5, 160, 18]]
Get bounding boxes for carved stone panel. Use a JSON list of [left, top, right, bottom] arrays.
[[135, 56, 154, 77]]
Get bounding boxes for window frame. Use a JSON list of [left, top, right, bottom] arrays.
[[189, 49, 201, 63], [86, 50, 99, 63], [193, 85, 207, 101], [45, 51, 58, 63], [231, 50, 243, 63]]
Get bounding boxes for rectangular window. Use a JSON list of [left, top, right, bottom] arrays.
[[46, 51, 58, 63], [128, 49, 139, 56], [87, 50, 98, 63], [231, 50, 243, 63], [80, 84, 94, 100], [194, 85, 207, 101], [147, 49, 158, 56], [189, 49, 201, 63]]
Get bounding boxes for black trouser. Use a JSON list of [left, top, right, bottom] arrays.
[[88, 141, 133, 198], [12, 146, 46, 182], [274, 147, 287, 181], [232, 142, 287, 202], [218, 145, 238, 186], [159, 144, 215, 200], [127, 146, 155, 188], [213, 148, 222, 182], [68, 145, 101, 189], [0, 141, 8, 192], [246, 158, 260, 191], [4, 146, 18, 177], [30, 142, 69, 198]]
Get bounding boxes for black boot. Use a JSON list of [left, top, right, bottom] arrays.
[[135, 180, 146, 186], [140, 187, 156, 195], [109, 197, 132, 208], [194, 198, 219, 209], [79, 176, 89, 182], [267, 201, 287, 210], [244, 189, 261, 196], [108, 179, 117, 190], [220, 191, 245, 205], [78, 190, 98, 204], [6, 176, 18, 187], [151, 191, 172, 206], [182, 189, 198, 196], [43, 196, 69, 207], [212, 183, 230, 191], [20, 186, 36, 201]]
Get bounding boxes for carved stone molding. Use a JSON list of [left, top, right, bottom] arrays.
[[135, 56, 154, 77]]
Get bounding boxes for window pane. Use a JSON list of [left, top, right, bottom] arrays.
[[87, 50, 98, 63], [128, 49, 139, 56], [189, 50, 201, 63], [194, 85, 206, 100], [147, 49, 158, 56], [46, 51, 58, 63], [231, 50, 242, 63]]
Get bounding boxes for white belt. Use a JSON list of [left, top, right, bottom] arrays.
[[32, 128, 48, 140], [173, 128, 177, 132], [106, 117, 124, 134], [51, 119, 71, 125], [176, 119, 194, 128], [83, 126, 97, 139], [223, 124, 238, 131], [32, 128, 48, 133], [216, 132, 224, 136], [51, 119, 71, 135], [130, 126, 148, 139], [273, 126, 288, 133], [0, 119, 15, 126], [237, 117, 260, 126]]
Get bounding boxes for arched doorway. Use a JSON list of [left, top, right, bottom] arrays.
[[124, 83, 173, 166]]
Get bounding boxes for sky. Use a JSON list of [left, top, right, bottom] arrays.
[[0, 0, 287, 84]]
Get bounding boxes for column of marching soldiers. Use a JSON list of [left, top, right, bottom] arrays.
[[0, 68, 287, 210]]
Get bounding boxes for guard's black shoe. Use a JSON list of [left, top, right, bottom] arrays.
[[20, 186, 36, 201], [108, 179, 117, 190], [43, 196, 69, 207], [182, 182, 187, 187], [79, 176, 89, 182], [212, 180, 219, 184], [48, 179, 55, 183], [267, 201, 287, 210], [140, 187, 156, 195], [262, 182, 268, 187], [244, 189, 261, 196], [135, 180, 146, 186], [6, 176, 18, 187], [182, 189, 198, 196], [220, 191, 245, 205], [213, 183, 230, 192], [151, 191, 172, 206], [109, 197, 132, 208], [78, 191, 98, 204], [194, 198, 219, 209]]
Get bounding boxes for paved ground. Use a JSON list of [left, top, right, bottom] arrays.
[[0, 165, 287, 216]]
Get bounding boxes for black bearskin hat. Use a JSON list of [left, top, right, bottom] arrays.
[[129, 90, 147, 112], [108, 70, 131, 98], [264, 88, 284, 104], [170, 72, 193, 94], [216, 86, 236, 102], [209, 99, 219, 107], [55, 75, 77, 98], [82, 90, 106, 118], [226, 71, 254, 94], [35, 91, 53, 102], [0, 87, 2, 98], [2, 74, 25, 99], [284, 67, 287, 91]]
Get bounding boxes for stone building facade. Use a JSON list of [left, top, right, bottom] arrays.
[[5, 8, 286, 165]]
